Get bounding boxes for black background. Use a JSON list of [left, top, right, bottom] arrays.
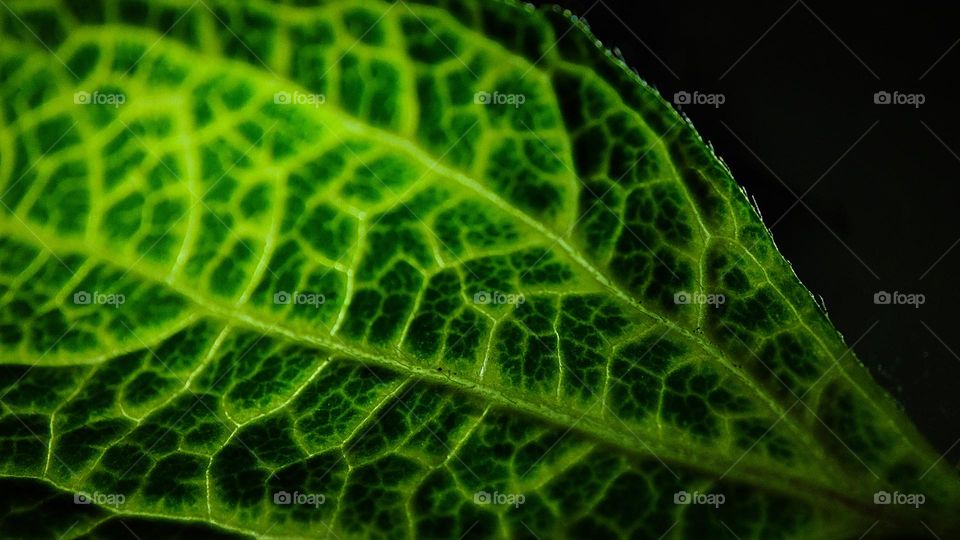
[[533, 0, 960, 461]]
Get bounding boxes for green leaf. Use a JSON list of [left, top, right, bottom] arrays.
[[0, 0, 956, 538]]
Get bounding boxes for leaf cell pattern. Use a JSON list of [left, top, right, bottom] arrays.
[[0, 1, 957, 539]]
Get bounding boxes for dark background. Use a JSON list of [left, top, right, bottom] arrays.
[[535, 0, 960, 461]]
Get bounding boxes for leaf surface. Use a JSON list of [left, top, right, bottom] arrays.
[[0, 0, 957, 538]]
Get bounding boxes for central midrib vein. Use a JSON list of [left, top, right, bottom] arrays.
[[322, 112, 817, 442], [0, 6, 953, 537], [1, 217, 870, 513], [1, 18, 895, 519], [62, 7, 812, 458]]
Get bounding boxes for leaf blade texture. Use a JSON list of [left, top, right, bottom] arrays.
[[0, 0, 956, 538]]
